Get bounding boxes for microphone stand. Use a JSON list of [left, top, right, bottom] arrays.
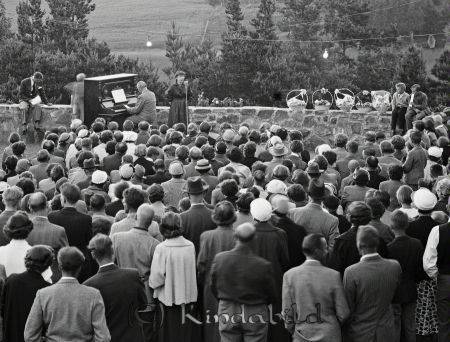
[[184, 81, 189, 126]]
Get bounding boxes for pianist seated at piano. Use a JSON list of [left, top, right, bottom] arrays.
[[124, 81, 157, 126]]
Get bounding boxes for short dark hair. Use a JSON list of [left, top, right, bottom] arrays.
[[410, 131, 422, 144], [388, 164, 403, 181], [236, 192, 254, 213], [243, 141, 256, 157], [290, 140, 304, 153], [347, 140, 359, 153], [357, 225, 380, 250], [322, 150, 337, 166], [92, 218, 112, 236], [227, 147, 243, 163], [390, 210, 409, 231], [90, 194, 106, 211], [115, 142, 128, 154], [215, 141, 227, 154], [373, 190, 390, 209], [160, 212, 183, 238], [148, 184, 164, 203], [221, 179, 239, 197], [287, 184, 307, 202], [123, 188, 145, 211], [5, 155, 18, 171], [17, 178, 35, 195], [323, 195, 340, 211], [105, 141, 116, 155], [60, 183, 81, 204], [195, 136, 208, 148], [366, 198, 385, 219], [12, 141, 26, 156]]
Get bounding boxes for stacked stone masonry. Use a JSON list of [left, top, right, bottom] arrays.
[[0, 104, 391, 148]]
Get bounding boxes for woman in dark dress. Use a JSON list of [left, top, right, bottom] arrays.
[[167, 70, 192, 127], [1, 245, 53, 342]]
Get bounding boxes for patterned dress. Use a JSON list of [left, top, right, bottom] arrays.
[[415, 278, 439, 335]]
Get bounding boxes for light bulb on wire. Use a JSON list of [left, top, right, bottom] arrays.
[[146, 35, 152, 48], [323, 49, 329, 59]]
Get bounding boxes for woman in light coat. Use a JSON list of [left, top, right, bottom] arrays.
[[149, 211, 198, 342]]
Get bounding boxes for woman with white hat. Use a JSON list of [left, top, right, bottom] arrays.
[[407, 188, 439, 340]]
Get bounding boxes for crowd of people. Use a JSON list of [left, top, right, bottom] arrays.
[[0, 109, 448, 342]]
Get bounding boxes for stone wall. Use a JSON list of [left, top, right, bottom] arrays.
[[0, 104, 391, 148]]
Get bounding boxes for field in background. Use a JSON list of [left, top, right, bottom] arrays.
[[3, 0, 446, 75]]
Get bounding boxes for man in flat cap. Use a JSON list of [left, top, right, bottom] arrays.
[[18, 72, 52, 135], [25, 247, 111, 342], [210, 223, 278, 342]]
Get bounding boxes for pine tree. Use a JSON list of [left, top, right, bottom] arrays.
[[0, 0, 12, 42], [250, 0, 277, 40], [220, 0, 252, 98], [429, 50, 450, 106], [281, 0, 321, 40], [46, 0, 96, 53], [16, 0, 46, 45], [163, 21, 185, 79], [322, 0, 372, 55], [395, 45, 428, 91]]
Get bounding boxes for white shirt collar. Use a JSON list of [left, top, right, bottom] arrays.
[[361, 252, 379, 260], [99, 262, 115, 269], [9, 239, 31, 247], [61, 276, 76, 280]]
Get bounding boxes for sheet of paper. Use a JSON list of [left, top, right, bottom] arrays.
[[111, 89, 127, 103], [30, 95, 42, 106]]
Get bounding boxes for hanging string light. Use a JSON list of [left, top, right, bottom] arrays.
[[323, 49, 329, 59], [146, 34, 153, 48]]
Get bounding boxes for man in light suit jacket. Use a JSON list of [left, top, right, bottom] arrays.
[[343, 225, 401, 342], [283, 234, 350, 342], [126, 81, 157, 126], [24, 247, 111, 342], [85, 234, 147, 342], [288, 179, 339, 252]]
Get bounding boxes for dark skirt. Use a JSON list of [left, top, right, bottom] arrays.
[[168, 98, 187, 127], [155, 303, 201, 342]]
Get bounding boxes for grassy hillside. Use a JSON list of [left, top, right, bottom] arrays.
[[3, 0, 446, 74], [4, 0, 259, 70]]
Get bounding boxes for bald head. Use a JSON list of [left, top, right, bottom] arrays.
[[234, 223, 256, 243], [136, 204, 155, 230], [28, 192, 48, 214]]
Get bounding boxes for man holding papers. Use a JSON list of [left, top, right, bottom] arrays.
[[125, 81, 157, 126], [19, 72, 52, 135]]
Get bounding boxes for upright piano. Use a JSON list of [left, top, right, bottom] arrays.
[[84, 73, 138, 127]]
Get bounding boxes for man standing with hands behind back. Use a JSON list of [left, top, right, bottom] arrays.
[[19, 72, 52, 135]]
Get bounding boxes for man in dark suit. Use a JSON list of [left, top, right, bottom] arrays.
[[388, 210, 427, 342], [27, 192, 69, 281], [405, 84, 431, 130], [18, 72, 51, 135], [343, 225, 402, 342], [48, 183, 93, 282], [210, 223, 278, 342], [180, 177, 216, 255], [102, 142, 127, 175], [282, 234, 350, 342], [24, 247, 111, 342], [84, 234, 147, 342], [125, 81, 157, 126]]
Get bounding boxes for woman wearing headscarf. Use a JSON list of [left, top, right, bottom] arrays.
[[149, 212, 198, 342], [1, 245, 53, 342], [167, 71, 192, 127], [0, 211, 33, 276], [197, 201, 237, 342]]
